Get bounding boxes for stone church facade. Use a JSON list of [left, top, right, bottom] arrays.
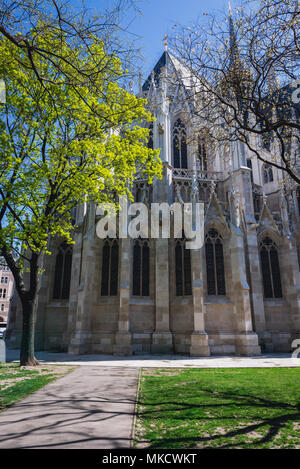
[[6, 49, 300, 357]]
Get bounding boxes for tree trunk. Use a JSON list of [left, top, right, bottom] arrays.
[[20, 298, 39, 366], [1, 247, 40, 366]]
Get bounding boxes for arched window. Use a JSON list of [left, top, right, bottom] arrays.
[[173, 119, 187, 169], [205, 229, 226, 295], [262, 134, 271, 151], [175, 238, 192, 296], [253, 193, 261, 216], [259, 237, 282, 298], [147, 123, 153, 150], [263, 163, 274, 184], [296, 186, 300, 215], [297, 245, 300, 271], [53, 242, 73, 299], [247, 158, 253, 184], [198, 137, 207, 172], [101, 239, 119, 296], [133, 239, 150, 296], [260, 121, 272, 151]]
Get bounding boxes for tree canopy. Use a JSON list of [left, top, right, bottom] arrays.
[[0, 27, 161, 365], [170, 0, 300, 183]]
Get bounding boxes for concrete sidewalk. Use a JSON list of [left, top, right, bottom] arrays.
[[6, 348, 300, 367], [0, 366, 139, 449], [1, 352, 300, 449]]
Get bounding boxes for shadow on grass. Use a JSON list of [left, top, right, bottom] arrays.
[[136, 389, 300, 449]]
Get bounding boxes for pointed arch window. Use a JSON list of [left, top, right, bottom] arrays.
[[101, 239, 119, 296], [297, 245, 300, 271], [198, 137, 207, 172], [175, 238, 192, 296], [296, 186, 300, 215], [205, 229, 226, 295], [133, 239, 150, 296], [147, 123, 153, 150], [247, 158, 254, 184], [259, 237, 282, 298], [260, 121, 272, 151], [263, 163, 274, 184], [53, 242, 73, 299], [173, 119, 187, 169], [262, 134, 272, 151]]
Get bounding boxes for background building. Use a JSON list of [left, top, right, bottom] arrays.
[[0, 257, 15, 323]]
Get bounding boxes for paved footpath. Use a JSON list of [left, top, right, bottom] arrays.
[[0, 366, 139, 449], [6, 349, 300, 368], [1, 350, 300, 449]]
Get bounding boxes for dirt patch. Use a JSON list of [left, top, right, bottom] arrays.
[[19, 365, 75, 375], [0, 365, 75, 391], [1, 376, 33, 391], [142, 368, 184, 377]]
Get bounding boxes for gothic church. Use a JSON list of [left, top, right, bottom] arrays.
[[6, 42, 300, 357]]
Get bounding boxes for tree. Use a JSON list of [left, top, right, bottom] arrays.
[[0, 0, 142, 91], [0, 31, 161, 366], [170, 0, 300, 184]]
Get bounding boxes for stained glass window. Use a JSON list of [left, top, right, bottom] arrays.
[[175, 238, 192, 296], [53, 242, 73, 299], [101, 239, 119, 296], [263, 163, 274, 184], [147, 123, 153, 150], [173, 119, 187, 169], [205, 229, 226, 295], [259, 237, 282, 298], [198, 137, 207, 172], [133, 239, 150, 296]]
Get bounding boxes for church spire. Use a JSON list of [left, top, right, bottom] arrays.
[[163, 34, 168, 52], [228, 2, 240, 69]]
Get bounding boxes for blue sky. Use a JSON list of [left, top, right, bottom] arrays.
[[87, 0, 234, 79]]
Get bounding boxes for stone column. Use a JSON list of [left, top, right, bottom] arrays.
[[189, 199, 210, 356], [231, 167, 262, 355], [152, 237, 173, 353], [244, 228, 267, 345], [66, 230, 83, 350], [190, 245, 210, 356], [230, 224, 261, 355], [280, 238, 300, 337], [68, 204, 97, 354], [114, 238, 132, 355]]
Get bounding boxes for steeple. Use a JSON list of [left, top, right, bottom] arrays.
[[228, 2, 240, 69], [163, 34, 168, 52], [142, 49, 169, 92]]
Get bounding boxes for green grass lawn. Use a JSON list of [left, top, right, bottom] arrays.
[[134, 368, 300, 449], [0, 363, 75, 411]]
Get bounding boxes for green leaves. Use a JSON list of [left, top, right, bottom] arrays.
[[0, 28, 162, 261]]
